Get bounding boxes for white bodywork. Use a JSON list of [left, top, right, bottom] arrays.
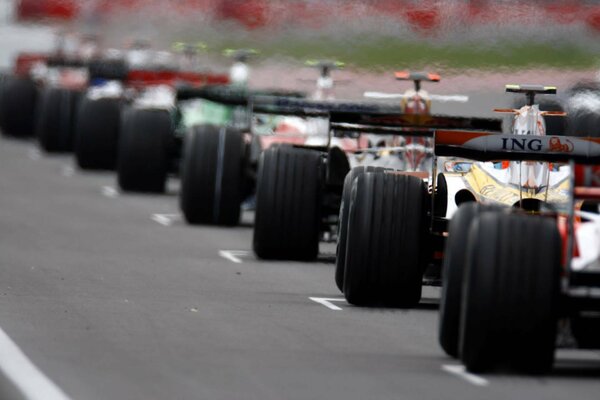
[[229, 61, 249, 86], [573, 211, 600, 272], [133, 85, 176, 110], [441, 103, 571, 219], [87, 80, 124, 100]]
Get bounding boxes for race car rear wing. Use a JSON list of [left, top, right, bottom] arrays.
[[127, 70, 229, 89], [395, 71, 440, 92], [175, 85, 305, 104], [505, 84, 557, 106], [45, 56, 87, 68], [328, 111, 501, 134], [505, 84, 556, 95], [175, 90, 503, 135], [395, 71, 440, 82], [248, 96, 502, 135], [435, 130, 600, 163]]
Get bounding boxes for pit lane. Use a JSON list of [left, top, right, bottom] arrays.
[[1, 134, 600, 400]]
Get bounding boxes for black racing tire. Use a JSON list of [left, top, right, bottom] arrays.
[[179, 124, 245, 226], [343, 173, 428, 307], [335, 166, 386, 292], [117, 108, 172, 193], [253, 145, 322, 261], [36, 88, 81, 152], [0, 77, 38, 137], [74, 97, 122, 170], [438, 202, 501, 358], [460, 213, 560, 374]]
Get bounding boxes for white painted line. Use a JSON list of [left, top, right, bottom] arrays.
[[442, 364, 489, 387], [28, 148, 41, 160], [219, 250, 249, 263], [61, 165, 74, 177], [151, 213, 180, 227], [309, 297, 346, 311], [101, 186, 119, 198], [0, 326, 72, 400]]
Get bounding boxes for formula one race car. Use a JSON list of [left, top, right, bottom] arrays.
[[177, 59, 342, 226], [175, 84, 307, 225], [0, 32, 111, 144], [437, 85, 571, 359], [250, 72, 483, 261], [34, 33, 103, 153], [336, 85, 572, 310], [248, 73, 500, 261], [436, 121, 600, 373], [74, 43, 227, 171], [113, 47, 237, 193]]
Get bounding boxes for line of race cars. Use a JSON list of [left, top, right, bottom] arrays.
[[1, 32, 600, 375]]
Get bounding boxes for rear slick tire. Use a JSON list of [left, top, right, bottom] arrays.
[[179, 125, 244, 226], [117, 108, 171, 193], [343, 172, 428, 307], [37, 88, 81, 152], [74, 97, 121, 170], [335, 166, 386, 292], [0, 77, 38, 137], [460, 213, 560, 374], [253, 145, 322, 261]]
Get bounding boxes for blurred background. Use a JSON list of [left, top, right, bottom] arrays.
[[1, 0, 600, 108]]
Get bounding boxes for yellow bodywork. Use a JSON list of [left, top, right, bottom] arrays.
[[462, 163, 570, 206]]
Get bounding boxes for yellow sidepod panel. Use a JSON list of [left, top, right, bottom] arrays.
[[463, 163, 570, 206]]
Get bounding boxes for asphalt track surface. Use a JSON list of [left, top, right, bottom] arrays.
[[2, 133, 600, 399]]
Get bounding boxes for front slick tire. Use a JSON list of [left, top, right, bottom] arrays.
[[460, 213, 560, 374], [117, 108, 171, 193], [343, 172, 428, 307], [253, 145, 322, 261], [180, 125, 244, 226]]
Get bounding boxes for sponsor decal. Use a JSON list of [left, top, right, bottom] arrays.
[[548, 137, 574, 153], [501, 137, 543, 152]]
